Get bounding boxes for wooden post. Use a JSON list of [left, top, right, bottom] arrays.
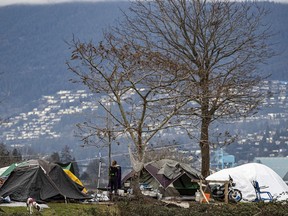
[[224, 182, 228, 204], [199, 180, 209, 204], [192, 179, 229, 204]]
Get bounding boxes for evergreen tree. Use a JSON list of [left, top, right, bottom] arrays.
[[60, 145, 80, 177], [0, 143, 11, 167], [0, 144, 22, 167], [11, 148, 22, 163], [48, 152, 61, 163], [60, 145, 73, 163]]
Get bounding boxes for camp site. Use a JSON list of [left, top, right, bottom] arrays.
[[0, 158, 287, 215], [1, 0, 288, 215]]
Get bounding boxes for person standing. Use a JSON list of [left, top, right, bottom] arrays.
[[109, 160, 119, 195], [116, 163, 122, 190]]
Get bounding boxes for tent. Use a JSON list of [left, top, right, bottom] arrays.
[[63, 169, 87, 193], [122, 159, 202, 197], [206, 163, 288, 202], [0, 161, 88, 194], [56, 162, 87, 193], [56, 161, 87, 193], [0, 159, 90, 202], [0, 163, 17, 178], [57, 162, 76, 175]]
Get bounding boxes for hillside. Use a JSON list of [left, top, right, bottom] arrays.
[[0, 2, 288, 116], [0, 1, 130, 116]]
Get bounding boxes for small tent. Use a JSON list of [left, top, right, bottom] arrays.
[[56, 161, 87, 193], [0, 161, 88, 194], [206, 163, 288, 202], [57, 162, 76, 175], [0, 159, 90, 202], [63, 169, 87, 193], [122, 159, 202, 197]]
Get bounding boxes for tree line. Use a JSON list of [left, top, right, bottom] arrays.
[[0, 143, 22, 167]]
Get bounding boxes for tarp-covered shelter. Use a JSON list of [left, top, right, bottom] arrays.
[[206, 163, 288, 202], [122, 159, 202, 197], [57, 162, 76, 175], [56, 162, 87, 193], [0, 159, 90, 202], [0, 163, 17, 178], [63, 169, 87, 193]]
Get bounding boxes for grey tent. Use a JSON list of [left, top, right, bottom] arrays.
[[0, 159, 90, 202], [122, 159, 202, 197]]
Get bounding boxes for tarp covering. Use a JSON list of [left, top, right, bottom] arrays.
[[122, 159, 201, 197], [206, 163, 288, 202], [63, 169, 87, 193], [57, 162, 75, 175], [0, 159, 90, 202], [0, 164, 17, 178], [0, 161, 40, 178], [145, 159, 201, 189]]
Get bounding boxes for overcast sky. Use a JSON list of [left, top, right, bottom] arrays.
[[0, 0, 287, 7], [0, 0, 116, 7]]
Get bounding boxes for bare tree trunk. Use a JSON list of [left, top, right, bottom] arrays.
[[200, 115, 211, 178], [131, 171, 143, 198]]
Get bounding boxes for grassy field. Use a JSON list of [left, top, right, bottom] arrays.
[[0, 202, 119, 216], [0, 198, 288, 216]]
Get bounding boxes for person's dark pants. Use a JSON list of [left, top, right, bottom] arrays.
[[110, 176, 118, 194]]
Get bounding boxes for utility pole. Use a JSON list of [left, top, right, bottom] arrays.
[[97, 152, 102, 193], [106, 103, 112, 173], [221, 148, 224, 170]]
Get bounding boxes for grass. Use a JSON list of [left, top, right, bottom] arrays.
[[0, 202, 119, 216], [0, 198, 288, 216]]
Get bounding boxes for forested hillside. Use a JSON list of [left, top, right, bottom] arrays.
[[0, 1, 287, 116], [0, 1, 129, 116]]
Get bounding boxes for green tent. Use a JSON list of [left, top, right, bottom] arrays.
[[57, 162, 75, 175], [0, 161, 35, 178], [0, 159, 90, 202], [0, 163, 17, 178]]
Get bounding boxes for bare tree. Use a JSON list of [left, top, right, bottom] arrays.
[[75, 105, 121, 170], [68, 0, 274, 177], [67, 34, 191, 176]]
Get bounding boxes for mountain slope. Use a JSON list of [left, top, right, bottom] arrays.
[[1, 2, 288, 116], [0, 2, 129, 115], [0, 2, 288, 165]]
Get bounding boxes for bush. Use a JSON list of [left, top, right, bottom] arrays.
[[117, 197, 288, 216]]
